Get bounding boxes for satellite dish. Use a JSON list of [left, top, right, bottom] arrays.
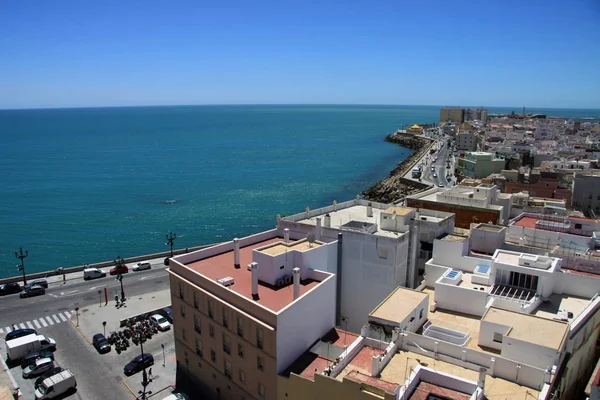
[[307, 232, 316, 247]]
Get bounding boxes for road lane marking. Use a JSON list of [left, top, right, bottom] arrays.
[[0, 328, 3, 333], [64, 311, 71, 318], [26, 321, 34, 329], [19, 323, 26, 329], [40, 318, 48, 327], [52, 315, 61, 323], [33, 319, 41, 329], [4, 327, 10, 333], [46, 316, 55, 325], [58, 313, 67, 322]]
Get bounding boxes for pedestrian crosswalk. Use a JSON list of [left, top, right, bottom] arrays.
[[0, 311, 73, 333]]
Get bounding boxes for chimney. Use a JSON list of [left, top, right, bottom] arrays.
[[250, 262, 259, 300], [477, 368, 486, 392], [233, 238, 240, 268], [315, 218, 322, 241], [366, 202, 373, 217], [324, 214, 331, 228], [284, 228, 290, 243], [293, 267, 300, 300]]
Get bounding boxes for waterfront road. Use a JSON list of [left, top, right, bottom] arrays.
[[0, 266, 170, 335]]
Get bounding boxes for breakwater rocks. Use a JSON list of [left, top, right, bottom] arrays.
[[362, 132, 433, 204]]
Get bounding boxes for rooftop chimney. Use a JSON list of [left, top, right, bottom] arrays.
[[366, 202, 373, 217], [284, 228, 290, 243], [293, 267, 300, 300], [250, 262, 259, 300], [315, 218, 322, 241], [324, 214, 331, 228], [233, 238, 240, 269]]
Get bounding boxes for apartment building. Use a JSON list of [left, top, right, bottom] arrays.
[[455, 131, 477, 152], [464, 107, 488, 124], [169, 231, 337, 400], [509, 192, 567, 218], [406, 183, 512, 228], [458, 152, 506, 179], [440, 107, 464, 123], [504, 176, 572, 207], [572, 171, 600, 217]]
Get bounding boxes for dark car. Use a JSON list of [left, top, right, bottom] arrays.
[[29, 279, 48, 289], [109, 264, 129, 275], [21, 350, 55, 369], [5, 328, 37, 342], [124, 353, 153, 375], [0, 282, 22, 296], [34, 366, 64, 388], [92, 334, 111, 354], [158, 307, 173, 324], [19, 285, 45, 298]]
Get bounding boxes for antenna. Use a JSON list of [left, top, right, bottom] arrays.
[[307, 232, 316, 248]]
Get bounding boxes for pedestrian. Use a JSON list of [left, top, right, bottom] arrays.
[[11, 324, 16, 331], [148, 368, 153, 379]]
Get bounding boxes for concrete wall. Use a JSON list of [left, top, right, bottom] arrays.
[[556, 271, 600, 298], [276, 272, 336, 374], [406, 198, 501, 229], [433, 281, 489, 317], [478, 320, 511, 351], [501, 336, 560, 370]]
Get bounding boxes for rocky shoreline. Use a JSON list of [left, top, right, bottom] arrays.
[[362, 132, 433, 204]]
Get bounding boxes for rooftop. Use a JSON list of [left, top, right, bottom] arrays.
[[482, 307, 568, 350], [440, 233, 469, 243], [258, 240, 322, 256], [383, 206, 415, 216], [408, 382, 471, 400], [185, 237, 322, 313], [369, 287, 429, 325]]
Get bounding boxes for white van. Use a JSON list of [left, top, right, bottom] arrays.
[[35, 369, 77, 399], [83, 268, 106, 280]]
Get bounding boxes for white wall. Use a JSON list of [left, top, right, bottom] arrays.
[[276, 273, 336, 374], [556, 271, 600, 298], [433, 281, 489, 317], [478, 320, 512, 350], [501, 337, 560, 370]]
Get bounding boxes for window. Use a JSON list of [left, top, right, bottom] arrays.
[[209, 324, 215, 338], [257, 327, 264, 349], [223, 309, 229, 328], [196, 339, 203, 357], [493, 332, 503, 343], [258, 383, 265, 398], [237, 315, 244, 337], [257, 355, 264, 371], [179, 282, 184, 300], [193, 292, 198, 309], [238, 343, 244, 359], [182, 328, 187, 341], [575, 223, 582, 230], [208, 299, 214, 319], [224, 359, 232, 379], [419, 309, 424, 319], [210, 349, 216, 363], [239, 369, 246, 384], [180, 304, 186, 319], [223, 334, 231, 354], [194, 315, 201, 334]]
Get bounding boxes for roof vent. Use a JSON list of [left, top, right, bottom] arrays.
[[217, 277, 235, 287]]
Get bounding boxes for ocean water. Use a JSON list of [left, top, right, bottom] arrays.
[[1, 105, 598, 278]]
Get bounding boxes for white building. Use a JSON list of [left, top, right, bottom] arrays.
[[456, 131, 477, 151]]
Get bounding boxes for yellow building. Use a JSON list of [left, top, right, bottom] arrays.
[[406, 124, 422, 134], [440, 107, 464, 123]]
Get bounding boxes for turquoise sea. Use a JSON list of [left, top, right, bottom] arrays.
[[1, 105, 599, 278]]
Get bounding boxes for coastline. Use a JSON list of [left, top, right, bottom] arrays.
[[362, 132, 434, 204]]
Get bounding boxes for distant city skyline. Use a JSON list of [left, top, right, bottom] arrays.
[[1, 0, 599, 110]]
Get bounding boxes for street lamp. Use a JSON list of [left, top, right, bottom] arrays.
[[15, 247, 28, 285], [165, 231, 176, 257], [116, 274, 125, 303], [134, 331, 152, 400]]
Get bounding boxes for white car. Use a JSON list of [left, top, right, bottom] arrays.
[[133, 262, 152, 271], [150, 314, 171, 331], [162, 394, 189, 400]]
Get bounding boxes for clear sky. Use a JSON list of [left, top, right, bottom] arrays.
[[1, 0, 599, 109]]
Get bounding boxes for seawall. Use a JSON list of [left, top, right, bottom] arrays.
[[362, 132, 434, 204]]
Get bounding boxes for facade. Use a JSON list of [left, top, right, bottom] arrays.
[[464, 107, 488, 123], [455, 131, 477, 152], [504, 177, 572, 207], [509, 192, 567, 218], [458, 151, 506, 179], [440, 107, 464, 123], [572, 171, 600, 217], [406, 183, 512, 228]]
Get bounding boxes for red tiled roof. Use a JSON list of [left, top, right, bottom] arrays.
[[348, 346, 385, 375], [513, 216, 539, 229], [186, 237, 322, 313], [345, 370, 399, 393], [409, 382, 471, 400]]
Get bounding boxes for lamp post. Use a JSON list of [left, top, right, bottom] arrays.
[[102, 321, 106, 336], [165, 232, 176, 257], [116, 274, 125, 303], [161, 343, 165, 367], [75, 307, 79, 326], [135, 331, 152, 400], [15, 247, 28, 285]]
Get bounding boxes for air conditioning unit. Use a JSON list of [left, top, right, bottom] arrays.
[[217, 277, 235, 287], [276, 279, 285, 287], [284, 275, 293, 284]]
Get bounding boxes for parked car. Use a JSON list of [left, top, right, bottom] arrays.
[[34, 369, 77, 399], [23, 357, 54, 378], [92, 334, 111, 354], [5, 328, 37, 342], [157, 307, 173, 324], [162, 393, 189, 400], [150, 314, 171, 331], [124, 353, 153, 375], [432, 172, 438, 178], [109, 264, 129, 275], [20, 285, 45, 298], [438, 183, 445, 187], [21, 350, 55, 369], [0, 282, 22, 296], [83, 268, 106, 280], [133, 262, 151, 272], [34, 367, 64, 388], [29, 279, 48, 289]]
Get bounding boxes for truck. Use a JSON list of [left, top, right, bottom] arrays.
[[35, 369, 77, 399], [411, 166, 422, 178], [6, 334, 56, 362]]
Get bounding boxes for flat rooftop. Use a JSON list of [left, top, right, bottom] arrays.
[[258, 240, 322, 256], [297, 205, 408, 239], [408, 382, 471, 400], [369, 287, 429, 325], [440, 233, 469, 243], [482, 307, 568, 350], [383, 206, 414, 216], [381, 351, 540, 400], [185, 237, 322, 313]]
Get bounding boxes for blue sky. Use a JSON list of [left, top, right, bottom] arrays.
[[1, 0, 599, 109]]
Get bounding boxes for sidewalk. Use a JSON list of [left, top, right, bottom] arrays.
[[73, 289, 172, 342]]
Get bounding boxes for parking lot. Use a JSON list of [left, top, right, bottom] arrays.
[[2, 288, 178, 400]]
